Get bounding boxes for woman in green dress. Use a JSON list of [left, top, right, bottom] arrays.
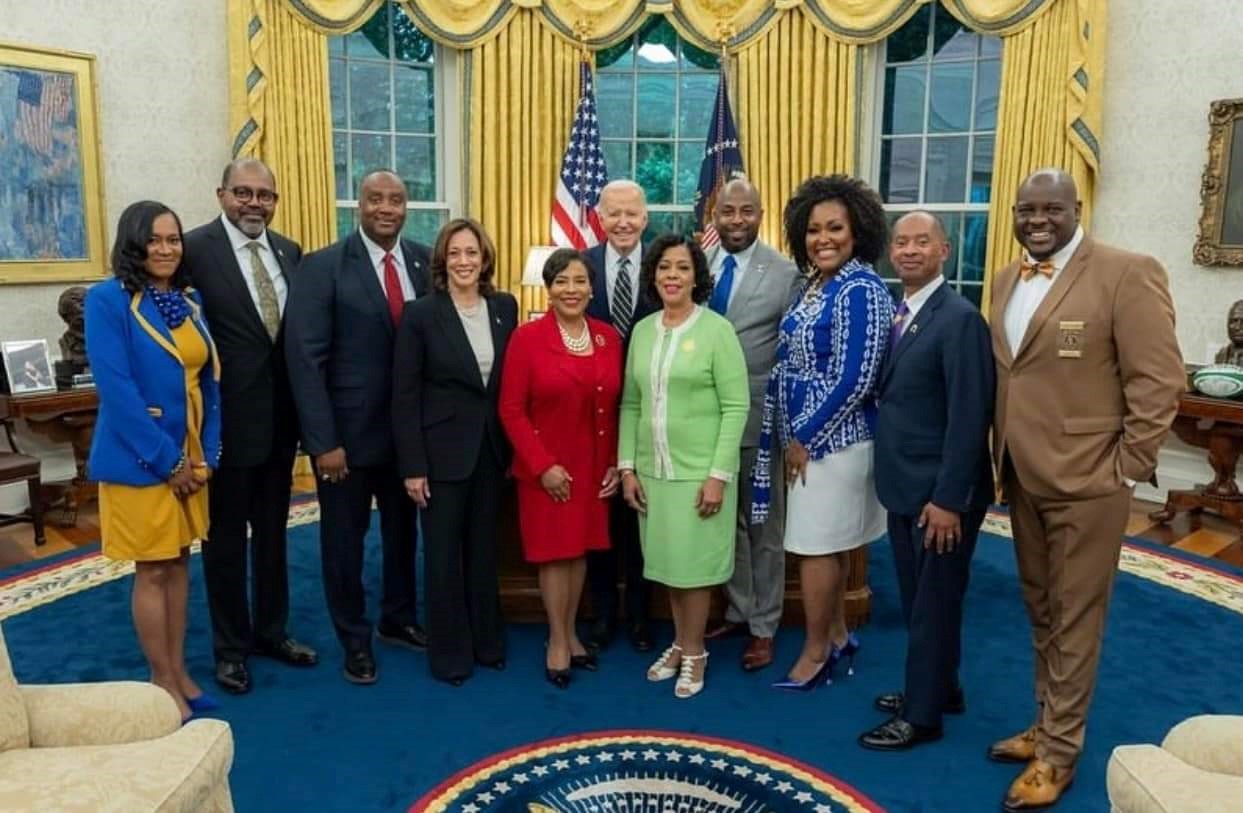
[[619, 233, 749, 699]]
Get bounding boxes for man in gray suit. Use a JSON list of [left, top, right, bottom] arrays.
[[703, 178, 802, 671]]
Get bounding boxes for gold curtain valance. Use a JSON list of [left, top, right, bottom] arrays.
[[278, 0, 1064, 49]]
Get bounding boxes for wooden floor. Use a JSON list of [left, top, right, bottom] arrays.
[[3, 483, 1242, 571]]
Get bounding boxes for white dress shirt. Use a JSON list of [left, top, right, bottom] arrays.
[[710, 239, 758, 311], [604, 242, 642, 312], [898, 274, 945, 336], [359, 229, 416, 303], [220, 214, 287, 314], [1003, 225, 1085, 354]]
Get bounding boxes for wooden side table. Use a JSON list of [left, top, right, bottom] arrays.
[[1149, 393, 1243, 533], [0, 389, 99, 525]]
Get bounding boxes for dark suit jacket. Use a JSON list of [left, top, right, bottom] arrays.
[[875, 282, 995, 517], [392, 290, 518, 482], [583, 243, 658, 332], [284, 231, 431, 467], [182, 218, 302, 468]]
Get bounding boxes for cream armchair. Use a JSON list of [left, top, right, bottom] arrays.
[[1108, 715, 1243, 812], [0, 623, 234, 812]]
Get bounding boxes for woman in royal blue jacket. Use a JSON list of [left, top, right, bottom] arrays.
[[85, 200, 222, 721]]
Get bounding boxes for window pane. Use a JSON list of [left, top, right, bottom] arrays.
[[402, 208, 447, 246], [602, 141, 632, 181], [886, 4, 930, 63], [883, 65, 926, 135], [345, 8, 389, 59], [330, 59, 347, 128], [336, 206, 355, 239], [597, 74, 633, 139], [635, 142, 674, 204], [395, 135, 436, 200], [392, 9, 434, 63], [644, 211, 677, 242], [970, 135, 994, 203], [675, 142, 702, 205], [880, 138, 921, 203], [981, 35, 1001, 58], [678, 73, 717, 139], [924, 136, 969, 203], [394, 65, 434, 133], [960, 283, 983, 308], [350, 133, 390, 192], [962, 212, 989, 283], [933, 21, 977, 60], [349, 62, 390, 130], [636, 74, 676, 138], [929, 62, 973, 133], [329, 35, 345, 57], [974, 59, 1000, 130], [333, 132, 349, 199]]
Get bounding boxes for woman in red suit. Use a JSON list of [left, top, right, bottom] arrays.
[[499, 248, 623, 689]]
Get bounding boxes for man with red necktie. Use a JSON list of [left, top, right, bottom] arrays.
[[285, 170, 432, 685]]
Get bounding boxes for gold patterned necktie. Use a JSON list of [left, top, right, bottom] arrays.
[[247, 241, 281, 340]]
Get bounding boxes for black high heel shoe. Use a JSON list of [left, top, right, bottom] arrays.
[[570, 652, 598, 672], [545, 667, 571, 689]]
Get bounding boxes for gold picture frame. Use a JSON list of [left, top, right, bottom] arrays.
[[0, 42, 107, 283], [1195, 98, 1243, 267]]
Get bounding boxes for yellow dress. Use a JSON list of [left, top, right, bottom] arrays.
[[99, 320, 210, 561]]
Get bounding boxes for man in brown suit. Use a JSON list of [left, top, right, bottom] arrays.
[[988, 169, 1184, 810]]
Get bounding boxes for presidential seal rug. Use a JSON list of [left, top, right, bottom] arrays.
[[2, 507, 1241, 812], [411, 731, 882, 812]]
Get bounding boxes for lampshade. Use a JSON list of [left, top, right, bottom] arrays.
[[522, 245, 558, 287]]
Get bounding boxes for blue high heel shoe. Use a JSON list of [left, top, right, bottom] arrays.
[[836, 633, 861, 677], [186, 693, 221, 714], [771, 655, 834, 691]]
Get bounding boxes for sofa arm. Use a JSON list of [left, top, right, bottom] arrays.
[[1162, 715, 1243, 777], [21, 680, 181, 747], [1108, 744, 1243, 813]]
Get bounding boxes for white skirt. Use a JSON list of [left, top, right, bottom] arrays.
[[783, 440, 885, 556]]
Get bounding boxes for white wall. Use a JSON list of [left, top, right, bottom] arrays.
[[1, 0, 230, 352], [1094, 0, 1243, 498]]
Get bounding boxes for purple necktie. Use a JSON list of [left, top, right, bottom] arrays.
[[890, 301, 910, 347]]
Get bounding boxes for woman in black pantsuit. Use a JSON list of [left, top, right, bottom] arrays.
[[392, 218, 518, 685]]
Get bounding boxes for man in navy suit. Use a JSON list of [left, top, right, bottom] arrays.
[[183, 158, 317, 694], [583, 179, 658, 653], [285, 170, 430, 685], [858, 211, 995, 750]]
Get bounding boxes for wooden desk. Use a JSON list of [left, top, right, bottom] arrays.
[[1150, 393, 1243, 534], [0, 389, 98, 524]]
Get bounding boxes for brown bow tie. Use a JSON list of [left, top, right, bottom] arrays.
[[1019, 259, 1055, 281]]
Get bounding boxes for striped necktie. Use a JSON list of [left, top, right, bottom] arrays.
[[612, 256, 634, 337]]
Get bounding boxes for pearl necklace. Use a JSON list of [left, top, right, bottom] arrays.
[[559, 319, 591, 353]]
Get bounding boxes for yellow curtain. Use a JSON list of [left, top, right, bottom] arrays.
[[466, 11, 582, 315], [228, 0, 336, 251], [980, 0, 1104, 313], [734, 7, 858, 253]]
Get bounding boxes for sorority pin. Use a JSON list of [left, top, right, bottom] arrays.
[[594, 333, 605, 347]]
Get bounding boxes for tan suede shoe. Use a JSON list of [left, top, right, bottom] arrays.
[[987, 726, 1038, 763], [1001, 759, 1075, 811]]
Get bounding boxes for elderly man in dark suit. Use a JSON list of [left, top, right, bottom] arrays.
[[183, 158, 316, 695], [285, 169, 431, 685], [583, 179, 659, 653], [858, 211, 994, 752]]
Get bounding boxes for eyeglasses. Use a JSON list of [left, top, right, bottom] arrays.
[[228, 186, 278, 204]]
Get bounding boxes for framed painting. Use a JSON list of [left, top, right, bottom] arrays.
[[1196, 98, 1243, 267], [0, 42, 107, 283]]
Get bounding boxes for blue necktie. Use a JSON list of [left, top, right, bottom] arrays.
[[710, 254, 737, 315]]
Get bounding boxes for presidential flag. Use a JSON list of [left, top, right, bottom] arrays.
[[693, 72, 744, 249], [550, 60, 608, 249]]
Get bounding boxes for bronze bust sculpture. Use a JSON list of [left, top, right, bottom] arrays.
[[57, 285, 89, 369]]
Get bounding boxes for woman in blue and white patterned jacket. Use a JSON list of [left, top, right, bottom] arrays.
[[753, 174, 894, 691]]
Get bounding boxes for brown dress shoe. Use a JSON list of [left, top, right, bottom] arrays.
[[988, 726, 1038, 763], [705, 620, 745, 640], [1002, 759, 1074, 810], [740, 637, 774, 671]]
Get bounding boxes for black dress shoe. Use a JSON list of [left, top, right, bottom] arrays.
[[343, 650, 377, 685], [376, 623, 428, 651], [874, 687, 967, 715], [214, 660, 250, 694], [588, 618, 616, 651], [480, 658, 506, 671], [858, 717, 943, 751], [628, 621, 653, 653], [545, 667, 571, 689], [255, 637, 319, 667], [570, 652, 599, 671]]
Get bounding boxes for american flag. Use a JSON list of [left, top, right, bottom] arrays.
[[13, 70, 72, 157], [693, 72, 745, 249], [550, 60, 608, 249]]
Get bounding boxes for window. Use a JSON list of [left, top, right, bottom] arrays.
[[328, 2, 453, 245], [874, 4, 1001, 306], [595, 18, 720, 240]]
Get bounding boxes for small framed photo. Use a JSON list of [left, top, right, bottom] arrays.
[[2, 339, 55, 394], [527, 309, 546, 322]]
